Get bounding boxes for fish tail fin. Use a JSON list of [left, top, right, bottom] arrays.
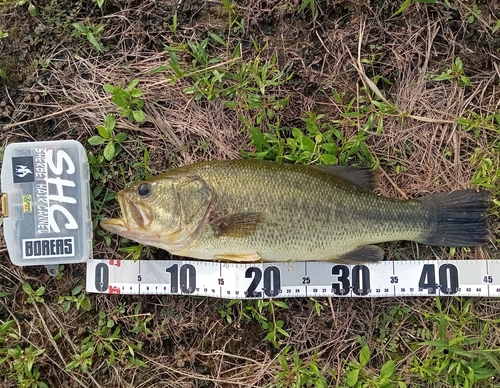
[[417, 189, 491, 247]]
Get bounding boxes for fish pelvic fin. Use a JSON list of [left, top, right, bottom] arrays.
[[417, 189, 491, 247], [337, 245, 384, 263], [210, 212, 263, 238], [312, 165, 378, 191], [215, 253, 262, 262]]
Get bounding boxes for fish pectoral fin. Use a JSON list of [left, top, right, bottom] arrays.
[[210, 212, 263, 237], [313, 165, 377, 191], [215, 253, 262, 262], [338, 245, 384, 263]]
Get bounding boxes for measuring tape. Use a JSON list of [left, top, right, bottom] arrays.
[[86, 259, 500, 298]]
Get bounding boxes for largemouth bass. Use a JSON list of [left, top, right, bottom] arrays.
[[100, 159, 490, 263]]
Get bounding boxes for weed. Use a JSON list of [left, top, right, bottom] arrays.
[[344, 345, 405, 388], [128, 302, 153, 336], [274, 346, 329, 388], [72, 22, 104, 52], [298, 0, 317, 20], [132, 147, 154, 181], [493, 20, 500, 33], [243, 111, 375, 166], [221, 0, 245, 34], [55, 265, 65, 280], [2, 0, 39, 16], [22, 282, 45, 304], [119, 244, 156, 262], [156, 38, 290, 122], [58, 285, 92, 312], [217, 299, 241, 324], [411, 298, 499, 387], [217, 299, 290, 346], [66, 311, 145, 373], [103, 79, 146, 123], [390, 0, 437, 18], [0, 319, 18, 348], [88, 113, 127, 161], [244, 299, 290, 347], [0, 68, 6, 80], [309, 298, 323, 316], [430, 57, 472, 87], [467, 3, 481, 24], [86, 151, 117, 234], [93, 0, 104, 11], [2, 345, 47, 388], [0, 29, 8, 38], [457, 109, 500, 138]]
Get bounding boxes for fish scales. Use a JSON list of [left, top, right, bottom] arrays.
[[170, 160, 427, 261]]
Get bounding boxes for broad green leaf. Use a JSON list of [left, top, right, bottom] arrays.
[[88, 136, 105, 146], [132, 110, 145, 123], [97, 125, 109, 138], [22, 282, 32, 294], [273, 301, 289, 309], [105, 114, 116, 132], [66, 360, 79, 370], [72, 23, 89, 34], [346, 369, 359, 386], [460, 75, 472, 87], [72, 285, 83, 296], [35, 286, 45, 296], [380, 359, 395, 380], [127, 78, 140, 90], [103, 142, 115, 161], [103, 84, 114, 93], [359, 345, 370, 366], [80, 298, 91, 311], [320, 153, 338, 165], [28, 2, 37, 16], [115, 132, 127, 142], [301, 135, 315, 152], [322, 142, 338, 154]]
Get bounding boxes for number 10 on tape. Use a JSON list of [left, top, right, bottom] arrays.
[[86, 259, 500, 298]]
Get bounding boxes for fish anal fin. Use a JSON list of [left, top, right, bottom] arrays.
[[210, 212, 263, 237], [313, 165, 377, 191], [215, 253, 261, 262], [337, 245, 384, 263]]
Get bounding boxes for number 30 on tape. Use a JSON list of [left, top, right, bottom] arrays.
[[86, 259, 500, 298]]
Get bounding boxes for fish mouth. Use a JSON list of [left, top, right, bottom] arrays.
[[100, 192, 151, 233], [100, 192, 128, 233]]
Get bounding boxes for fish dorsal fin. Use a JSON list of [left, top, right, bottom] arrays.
[[210, 212, 263, 238], [313, 165, 377, 191]]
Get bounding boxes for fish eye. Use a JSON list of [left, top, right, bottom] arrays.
[[138, 183, 150, 197]]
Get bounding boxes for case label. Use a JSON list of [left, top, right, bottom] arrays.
[[22, 237, 75, 259]]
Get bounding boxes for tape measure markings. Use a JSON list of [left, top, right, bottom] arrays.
[[87, 259, 500, 298]]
